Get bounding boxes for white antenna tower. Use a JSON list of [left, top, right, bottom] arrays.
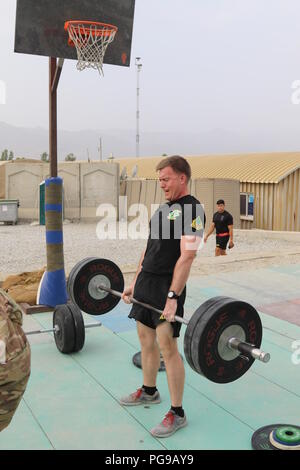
[[131, 165, 138, 177]]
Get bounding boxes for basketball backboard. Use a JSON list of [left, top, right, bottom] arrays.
[[14, 0, 136, 67]]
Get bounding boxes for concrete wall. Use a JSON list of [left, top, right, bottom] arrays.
[[120, 178, 241, 229], [2, 161, 119, 221], [0, 163, 6, 199], [80, 162, 119, 220], [43, 163, 81, 220], [6, 162, 43, 219]]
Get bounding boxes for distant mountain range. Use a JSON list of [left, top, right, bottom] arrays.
[[0, 121, 300, 160]]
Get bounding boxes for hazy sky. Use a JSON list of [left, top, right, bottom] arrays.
[[1, 0, 300, 143]]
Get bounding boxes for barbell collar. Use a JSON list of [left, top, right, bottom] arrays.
[[228, 337, 270, 363]]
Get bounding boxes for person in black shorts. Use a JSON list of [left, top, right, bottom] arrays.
[[204, 199, 234, 255], [119, 156, 205, 438]]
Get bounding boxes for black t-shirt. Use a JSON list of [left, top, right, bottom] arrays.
[[142, 194, 206, 275], [213, 210, 233, 235]]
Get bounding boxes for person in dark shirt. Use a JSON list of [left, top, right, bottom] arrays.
[[119, 156, 205, 438], [204, 199, 234, 256]]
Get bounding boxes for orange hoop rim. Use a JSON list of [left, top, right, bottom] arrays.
[[64, 20, 118, 37]]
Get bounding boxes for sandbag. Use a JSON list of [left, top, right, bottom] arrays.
[[0, 288, 31, 432], [2, 268, 46, 305]]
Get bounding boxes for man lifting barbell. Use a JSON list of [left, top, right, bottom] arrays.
[[120, 156, 206, 438], [30, 155, 269, 439]]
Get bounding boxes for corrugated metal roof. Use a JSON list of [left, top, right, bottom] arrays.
[[116, 152, 300, 183]]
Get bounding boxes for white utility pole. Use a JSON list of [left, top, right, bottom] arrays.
[[98, 137, 103, 161], [135, 57, 142, 158]]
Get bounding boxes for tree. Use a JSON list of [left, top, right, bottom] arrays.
[[162, 153, 168, 157], [65, 153, 76, 161], [1, 149, 14, 160], [1, 149, 8, 160], [41, 152, 49, 162]]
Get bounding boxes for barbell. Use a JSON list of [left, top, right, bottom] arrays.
[[24, 302, 102, 353], [66, 257, 271, 384]]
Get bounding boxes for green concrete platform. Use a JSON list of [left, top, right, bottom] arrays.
[[1, 264, 300, 450]]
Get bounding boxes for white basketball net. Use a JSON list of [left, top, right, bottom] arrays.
[[65, 22, 117, 76]]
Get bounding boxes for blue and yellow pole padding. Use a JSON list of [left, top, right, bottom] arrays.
[[37, 177, 68, 307]]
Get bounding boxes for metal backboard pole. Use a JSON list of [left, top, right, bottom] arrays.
[[49, 58, 58, 177], [49, 58, 64, 177]]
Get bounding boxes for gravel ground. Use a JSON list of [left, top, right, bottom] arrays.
[[1, 221, 300, 281]]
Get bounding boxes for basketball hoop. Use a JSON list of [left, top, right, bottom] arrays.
[[64, 21, 118, 75]]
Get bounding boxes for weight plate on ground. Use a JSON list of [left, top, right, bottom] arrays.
[[53, 304, 76, 353], [132, 351, 184, 372], [188, 296, 262, 383], [252, 424, 300, 450], [274, 426, 300, 445], [132, 351, 166, 372], [67, 302, 85, 352], [269, 426, 300, 450], [67, 258, 124, 315]]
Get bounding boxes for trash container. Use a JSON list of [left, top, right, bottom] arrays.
[[39, 180, 64, 225], [39, 181, 45, 225], [0, 200, 19, 225]]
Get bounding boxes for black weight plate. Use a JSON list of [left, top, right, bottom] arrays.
[[190, 297, 262, 383], [187, 297, 238, 375], [132, 351, 184, 372], [67, 258, 124, 315], [132, 351, 166, 372], [67, 257, 96, 304], [67, 302, 85, 352], [184, 297, 230, 374], [251, 424, 300, 450], [53, 304, 76, 353]]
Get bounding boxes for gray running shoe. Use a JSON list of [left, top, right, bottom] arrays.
[[119, 388, 161, 406], [150, 410, 187, 437]]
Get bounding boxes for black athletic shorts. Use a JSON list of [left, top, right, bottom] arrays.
[[216, 235, 229, 250], [128, 270, 186, 338]]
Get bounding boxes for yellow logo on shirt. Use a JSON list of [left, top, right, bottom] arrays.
[[167, 209, 181, 220], [191, 216, 203, 231]]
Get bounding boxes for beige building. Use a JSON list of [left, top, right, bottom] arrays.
[[117, 152, 300, 231], [120, 177, 240, 230], [1, 152, 300, 231]]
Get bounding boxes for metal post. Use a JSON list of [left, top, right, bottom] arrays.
[[49, 58, 64, 177], [135, 57, 142, 158], [49, 57, 57, 177], [99, 137, 103, 161], [42, 57, 67, 308]]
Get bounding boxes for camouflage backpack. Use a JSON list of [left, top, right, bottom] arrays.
[[0, 288, 31, 432]]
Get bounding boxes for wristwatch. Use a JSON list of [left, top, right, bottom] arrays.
[[167, 290, 180, 300]]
